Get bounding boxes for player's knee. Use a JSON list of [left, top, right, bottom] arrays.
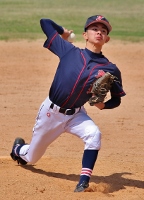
[[84, 125, 101, 150]]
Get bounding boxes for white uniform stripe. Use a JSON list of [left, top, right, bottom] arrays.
[[80, 168, 92, 177]]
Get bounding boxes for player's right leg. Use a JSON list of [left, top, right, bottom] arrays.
[[10, 97, 65, 165]]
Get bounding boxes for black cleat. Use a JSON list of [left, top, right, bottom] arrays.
[[10, 137, 27, 165], [74, 181, 89, 192]]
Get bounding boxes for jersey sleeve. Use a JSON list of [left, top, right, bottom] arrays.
[[110, 66, 126, 97], [40, 19, 64, 36], [40, 18, 74, 58]]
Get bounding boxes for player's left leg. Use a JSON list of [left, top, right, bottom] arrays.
[[65, 106, 101, 192]]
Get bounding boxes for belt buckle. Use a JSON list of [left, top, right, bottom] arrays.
[[64, 109, 72, 115]]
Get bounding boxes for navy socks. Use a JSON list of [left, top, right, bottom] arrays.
[[78, 149, 99, 185]]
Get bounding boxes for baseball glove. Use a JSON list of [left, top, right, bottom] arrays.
[[88, 72, 116, 106]]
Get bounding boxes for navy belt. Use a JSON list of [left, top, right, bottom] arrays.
[[50, 103, 78, 115]]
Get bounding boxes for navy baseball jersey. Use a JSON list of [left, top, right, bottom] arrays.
[[40, 19, 126, 108]]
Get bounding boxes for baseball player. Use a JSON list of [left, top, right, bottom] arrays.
[[10, 15, 126, 192]]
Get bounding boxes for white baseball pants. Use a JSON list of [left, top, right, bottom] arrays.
[[19, 97, 101, 164]]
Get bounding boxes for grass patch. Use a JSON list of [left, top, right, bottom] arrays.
[[0, 0, 144, 41]]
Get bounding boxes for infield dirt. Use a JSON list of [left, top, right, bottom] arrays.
[[0, 40, 144, 200]]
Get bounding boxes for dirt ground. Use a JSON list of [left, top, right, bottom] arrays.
[[0, 40, 144, 200]]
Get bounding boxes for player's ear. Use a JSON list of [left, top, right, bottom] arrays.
[[105, 36, 110, 43], [83, 32, 88, 40]]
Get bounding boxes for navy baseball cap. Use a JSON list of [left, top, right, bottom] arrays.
[[84, 15, 112, 33]]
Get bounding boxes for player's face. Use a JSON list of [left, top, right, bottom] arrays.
[[83, 23, 110, 47]]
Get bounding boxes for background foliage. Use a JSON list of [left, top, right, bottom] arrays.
[[0, 0, 144, 41]]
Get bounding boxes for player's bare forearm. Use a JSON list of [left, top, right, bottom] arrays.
[[94, 102, 105, 110]]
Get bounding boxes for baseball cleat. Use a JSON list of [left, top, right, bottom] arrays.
[[10, 137, 27, 165], [74, 181, 89, 192]]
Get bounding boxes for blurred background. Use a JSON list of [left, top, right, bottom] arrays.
[[0, 0, 144, 41]]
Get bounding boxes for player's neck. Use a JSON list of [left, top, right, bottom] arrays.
[[86, 43, 102, 54]]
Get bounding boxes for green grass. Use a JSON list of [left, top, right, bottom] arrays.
[[0, 0, 144, 41]]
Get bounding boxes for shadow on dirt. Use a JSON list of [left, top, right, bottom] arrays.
[[21, 165, 144, 193]]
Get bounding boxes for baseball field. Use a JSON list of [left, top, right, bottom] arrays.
[[0, 0, 144, 199]]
